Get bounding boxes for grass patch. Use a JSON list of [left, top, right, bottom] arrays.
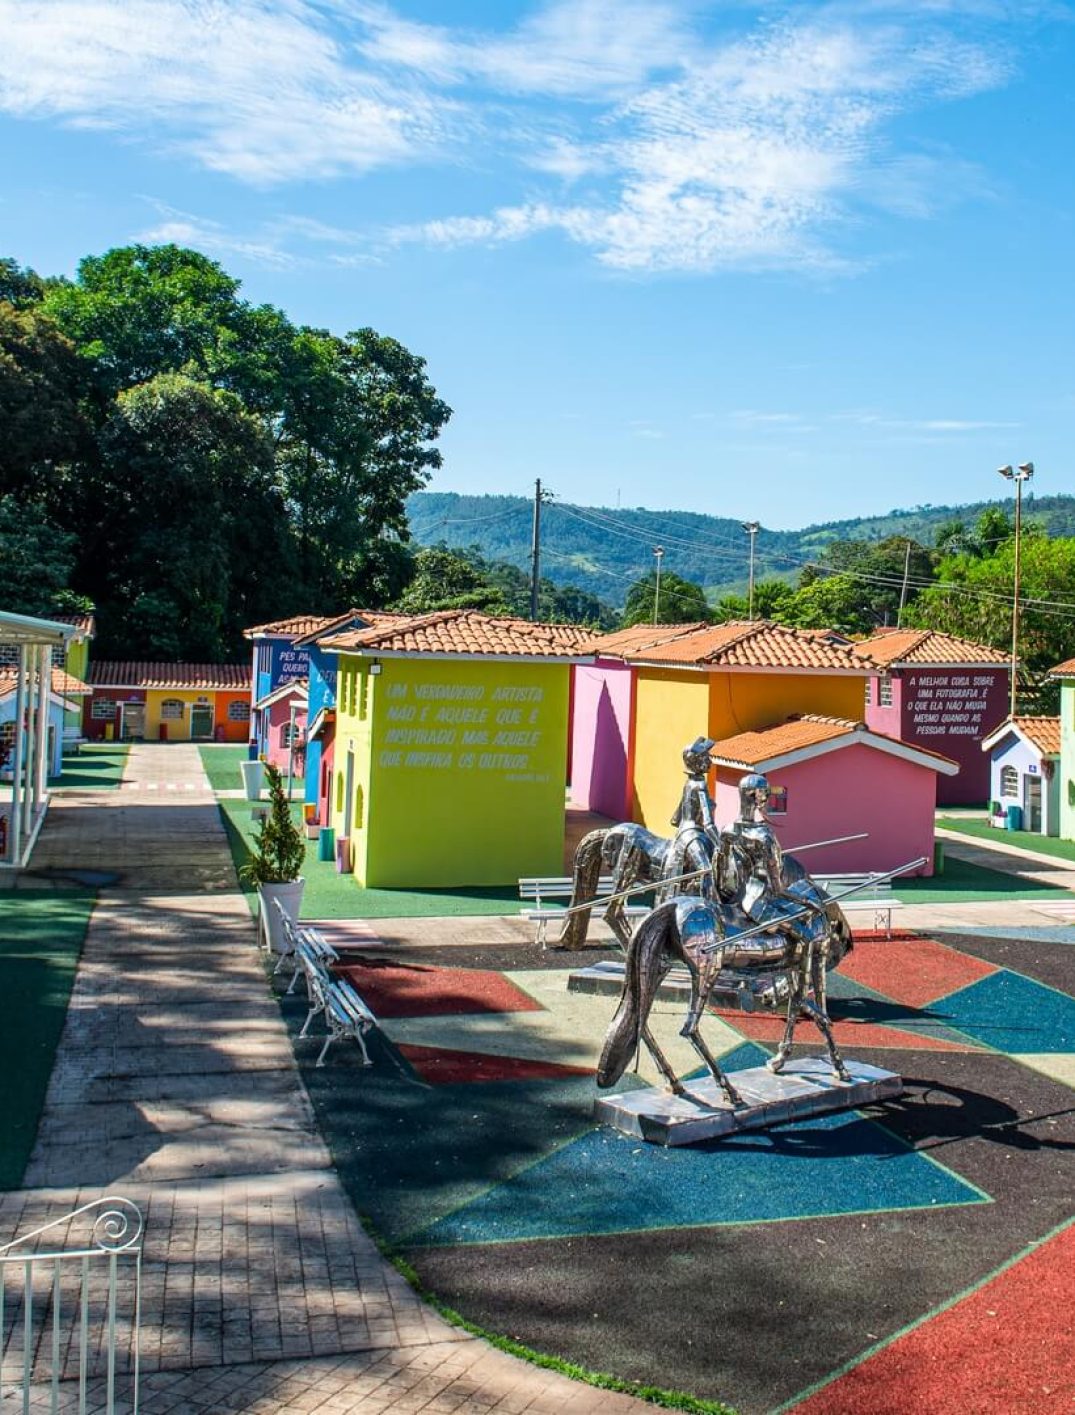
[[939, 816, 1075, 864], [52, 743, 128, 791], [197, 744, 304, 795], [893, 855, 1074, 903], [0, 889, 94, 1187], [218, 796, 522, 920]]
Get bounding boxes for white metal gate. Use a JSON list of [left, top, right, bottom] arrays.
[[0, 1197, 143, 1414]]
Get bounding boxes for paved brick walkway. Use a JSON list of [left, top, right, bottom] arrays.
[[2, 745, 647, 1414]]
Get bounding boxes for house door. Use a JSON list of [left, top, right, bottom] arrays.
[[120, 703, 145, 740], [1024, 774, 1042, 833], [190, 704, 214, 740], [342, 748, 355, 839]]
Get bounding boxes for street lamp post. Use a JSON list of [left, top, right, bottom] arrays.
[[653, 546, 665, 625], [742, 521, 760, 620], [998, 461, 1034, 719]]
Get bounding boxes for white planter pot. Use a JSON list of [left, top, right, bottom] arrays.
[[240, 759, 265, 800], [258, 878, 306, 953]]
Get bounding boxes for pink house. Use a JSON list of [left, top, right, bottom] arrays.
[[709, 715, 958, 878], [254, 678, 308, 776], [854, 629, 1010, 806], [570, 623, 708, 818]]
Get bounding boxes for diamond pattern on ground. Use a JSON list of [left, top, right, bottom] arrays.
[[398, 1044, 591, 1085], [839, 937, 999, 1009], [333, 959, 544, 1017], [932, 970, 1075, 1054]]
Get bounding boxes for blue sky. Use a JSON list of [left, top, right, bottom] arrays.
[[1, 0, 1072, 529]]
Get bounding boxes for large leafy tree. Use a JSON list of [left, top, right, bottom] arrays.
[[622, 571, 710, 627], [0, 303, 91, 498], [91, 374, 291, 658], [393, 546, 509, 614], [0, 496, 84, 618]]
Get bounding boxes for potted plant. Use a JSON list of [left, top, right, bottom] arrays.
[[240, 763, 306, 953]]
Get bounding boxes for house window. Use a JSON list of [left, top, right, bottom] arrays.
[[0, 720, 14, 761], [879, 675, 893, 707], [864, 678, 873, 705], [353, 783, 364, 830], [91, 697, 117, 720], [357, 668, 369, 720], [336, 771, 345, 813], [280, 721, 301, 749], [160, 699, 185, 721], [1000, 764, 1018, 797], [767, 786, 788, 814], [228, 700, 251, 722]]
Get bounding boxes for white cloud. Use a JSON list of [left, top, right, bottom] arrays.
[[0, 0, 1020, 271], [0, 0, 452, 183], [138, 203, 300, 268], [829, 409, 1020, 431]]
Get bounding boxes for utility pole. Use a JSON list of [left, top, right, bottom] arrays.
[[529, 479, 552, 621], [653, 546, 665, 624], [998, 462, 1034, 718], [742, 521, 760, 620], [896, 539, 912, 627]]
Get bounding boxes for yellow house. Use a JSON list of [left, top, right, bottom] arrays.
[[316, 610, 592, 887], [85, 662, 252, 742], [585, 621, 878, 828]]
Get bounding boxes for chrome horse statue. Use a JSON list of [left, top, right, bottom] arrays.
[[557, 737, 719, 950], [597, 773, 855, 1107]]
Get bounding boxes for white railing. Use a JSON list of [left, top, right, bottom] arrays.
[[0, 1197, 143, 1415]]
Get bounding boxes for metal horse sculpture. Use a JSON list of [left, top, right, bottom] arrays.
[[557, 737, 719, 951], [595, 885, 855, 1108]]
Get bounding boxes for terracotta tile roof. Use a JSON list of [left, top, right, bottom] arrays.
[[1049, 656, 1075, 677], [290, 609, 410, 648], [853, 629, 1009, 667], [0, 667, 91, 699], [984, 715, 1061, 757], [243, 613, 336, 640], [88, 662, 252, 690], [710, 713, 957, 773], [50, 613, 96, 638], [623, 621, 875, 672], [577, 622, 710, 657], [318, 609, 593, 658]]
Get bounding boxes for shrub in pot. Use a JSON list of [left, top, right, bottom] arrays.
[[239, 764, 306, 952]]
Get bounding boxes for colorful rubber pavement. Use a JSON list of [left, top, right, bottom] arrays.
[[288, 929, 1075, 1415]]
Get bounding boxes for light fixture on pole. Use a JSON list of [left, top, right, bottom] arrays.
[[997, 461, 1033, 718], [653, 546, 665, 625], [742, 521, 760, 620]]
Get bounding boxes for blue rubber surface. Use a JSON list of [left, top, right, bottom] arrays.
[[933, 969, 1075, 1053]]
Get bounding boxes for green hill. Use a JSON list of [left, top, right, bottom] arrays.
[[406, 490, 1075, 608]]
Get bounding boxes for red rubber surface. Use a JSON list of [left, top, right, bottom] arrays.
[[715, 1009, 976, 1052], [333, 960, 544, 1017], [840, 937, 998, 1009], [789, 1221, 1075, 1414], [398, 1044, 591, 1085]]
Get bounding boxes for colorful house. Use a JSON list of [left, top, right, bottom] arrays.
[[254, 678, 308, 776], [981, 717, 1060, 836], [0, 612, 95, 737], [0, 668, 90, 779], [244, 614, 336, 757], [315, 609, 592, 887], [290, 610, 409, 829], [854, 629, 1010, 806], [709, 715, 958, 876], [1048, 656, 1075, 840], [84, 663, 252, 742], [574, 620, 879, 830]]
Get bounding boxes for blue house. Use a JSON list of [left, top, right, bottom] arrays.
[[291, 610, 408, 825], [243, 614, 333, 758]]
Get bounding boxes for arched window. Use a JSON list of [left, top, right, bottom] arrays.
[[1000, 764, 1018, 797], [160, 699, 185, 721]]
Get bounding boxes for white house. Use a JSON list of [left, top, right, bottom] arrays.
[[981, 716, 1060, 836], [0, 668, 90, 781]]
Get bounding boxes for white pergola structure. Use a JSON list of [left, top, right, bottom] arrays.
[[1, 609, 75, 869]]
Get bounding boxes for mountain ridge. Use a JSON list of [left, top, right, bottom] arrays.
[[405, 490, 1075, 608]]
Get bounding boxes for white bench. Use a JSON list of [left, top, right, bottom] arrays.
[[271, 899, 334, 979], [814, 875, 900, 938], [518, 875, 650, 946], [293, 947, 378, 1067]]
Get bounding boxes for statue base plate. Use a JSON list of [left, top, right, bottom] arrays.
[[594, 1058, 903, 1146], [568, 958, 788, 1011]]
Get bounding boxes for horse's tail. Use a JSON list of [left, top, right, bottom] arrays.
[[596, 903, 673, 1088], [555, 829, 609, 949]]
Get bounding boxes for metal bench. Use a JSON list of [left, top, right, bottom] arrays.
[[815, 874, 901, 937], [292, 945, 378, 1067], [271, 898, 334, 977], [518, 875, 650, 946]]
